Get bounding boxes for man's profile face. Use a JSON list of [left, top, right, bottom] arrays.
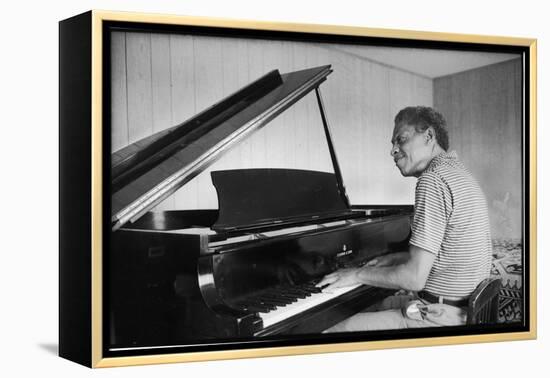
[[390, 123, 433, 177]]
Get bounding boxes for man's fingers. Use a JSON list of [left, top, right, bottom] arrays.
[[366, 258, 378, 266], [322, 280, 346, 293], [322, 284, 335, 293], [316, 275, 337, 287], [316, 272, 341, 287], [315, 279, 326, 288]]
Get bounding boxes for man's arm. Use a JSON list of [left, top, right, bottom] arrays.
[[317, 245, 436, 292], [357, 245, 435, 290], [317, 172, 448, 293], [365, 251, 410, 267]]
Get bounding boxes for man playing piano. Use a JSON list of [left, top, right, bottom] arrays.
[[319, 106, 492, 331]]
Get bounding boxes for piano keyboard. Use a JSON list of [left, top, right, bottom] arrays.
[[260, 284, 363, 328], [235, 282, 364, 329]]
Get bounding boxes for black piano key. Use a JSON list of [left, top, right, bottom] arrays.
[[316, 284, 330, 291], [240, 301, 274, 313], [259, 294, 294, 305], [260, 300, 281, 309], [269, 292, 305, 304], [291, 287, 314, 296], [278, 287, 310, 298], [240, 304, 271, 313], [247, 300, 278, 311], [262, 289, 301, 302], [258, 297, 288, 306], [270, 292, 299, 302], [300, 283, 323, 293], [276, 290, 308, 300]]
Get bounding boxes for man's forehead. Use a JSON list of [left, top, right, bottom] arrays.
[[392, 123, 416, 139]]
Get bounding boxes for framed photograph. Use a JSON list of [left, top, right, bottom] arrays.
[[59, 10, 537, 368]]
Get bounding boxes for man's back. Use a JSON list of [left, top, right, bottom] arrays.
[[409, 151, 492, 298]]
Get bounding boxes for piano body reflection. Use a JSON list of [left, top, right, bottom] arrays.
[[109, 65, 412, 350]]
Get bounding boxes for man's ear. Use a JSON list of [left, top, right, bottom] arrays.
[[425, 127, 435, 144]]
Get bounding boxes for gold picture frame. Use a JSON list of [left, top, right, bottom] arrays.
[[59, 10, 537, 368]]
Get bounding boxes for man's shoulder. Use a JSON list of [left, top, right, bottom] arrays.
[[420, 155, 486, 204], [417, 170, 446, 189], [423, 155, 471, 185], [424, 151, 467, 176]]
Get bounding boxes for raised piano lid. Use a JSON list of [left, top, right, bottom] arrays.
[[111, 65, 334, 231]]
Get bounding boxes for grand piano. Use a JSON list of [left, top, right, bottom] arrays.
[[109, 65, 412, 351]]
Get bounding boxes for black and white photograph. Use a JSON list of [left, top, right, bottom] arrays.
[[34, 0, 547, 374], [105, 20, 528, 356]]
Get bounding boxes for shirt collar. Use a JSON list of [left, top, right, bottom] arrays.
[[426, 150, 458, 171]]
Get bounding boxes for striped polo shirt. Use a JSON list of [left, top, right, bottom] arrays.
[[409, 151, 492, 298]]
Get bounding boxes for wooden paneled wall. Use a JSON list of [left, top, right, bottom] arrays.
[[111, 32, 433, 210], [434, 58, 522, 239]]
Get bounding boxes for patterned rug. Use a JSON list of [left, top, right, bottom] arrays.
[[491, 239, 523, 323]]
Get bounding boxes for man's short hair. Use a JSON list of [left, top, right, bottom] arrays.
[[394, 106, 449, 151]]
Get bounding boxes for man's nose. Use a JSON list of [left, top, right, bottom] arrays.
[[390, 144, 399, 157]]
